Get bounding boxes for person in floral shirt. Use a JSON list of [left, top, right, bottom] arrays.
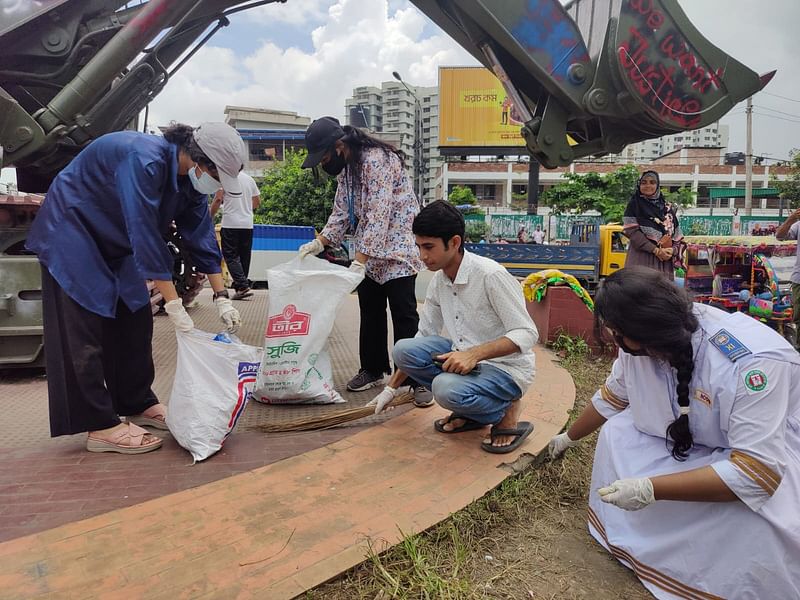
[[299, 117, 431, 406]]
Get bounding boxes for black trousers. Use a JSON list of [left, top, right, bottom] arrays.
[[41, 267, 159, 436], [220, 227, 254, 291], [357, 274, 419, 377]]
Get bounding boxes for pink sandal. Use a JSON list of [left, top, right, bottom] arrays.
[[128, 403, 168, 430], [87, 423, 163, 454]]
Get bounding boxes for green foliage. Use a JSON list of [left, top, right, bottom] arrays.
[[464, 220, 488, 242], [447, 185, 477, 205], [254, 149, 336, 230], [664, 186, 695, 209], [510, 192, 528, 212], [447, 185, 484, 216], [551, 331, 590, 358], [541, 164, 640, 222], [773, 150, 800, 209]]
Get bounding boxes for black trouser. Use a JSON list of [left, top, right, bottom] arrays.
[[41, 267, 159, 436], [220, 227, 254, 291], [357, 274, 419, 379]]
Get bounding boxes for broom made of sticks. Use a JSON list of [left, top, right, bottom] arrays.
[[255, 392, 416, 433]]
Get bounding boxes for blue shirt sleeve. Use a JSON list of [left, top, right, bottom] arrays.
[[174, 188, 223, 275], [114, 152, 174, 280]]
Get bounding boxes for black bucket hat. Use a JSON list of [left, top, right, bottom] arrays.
[[301, 116, 345, 168]]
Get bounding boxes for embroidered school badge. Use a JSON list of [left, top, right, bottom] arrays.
[[694, 389, 712, 408], [744, 369, 768, 392], [710, 329, 752, 362]]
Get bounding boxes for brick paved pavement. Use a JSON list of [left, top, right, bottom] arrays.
[[0, 288, 575, 599]]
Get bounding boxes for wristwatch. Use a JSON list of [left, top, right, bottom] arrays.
[[212, 289, 230, 300]]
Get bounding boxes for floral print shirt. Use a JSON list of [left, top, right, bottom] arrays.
[[321, 147, 423, 284]]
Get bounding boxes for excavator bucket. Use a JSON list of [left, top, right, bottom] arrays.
[[409, 0, 773, 167]]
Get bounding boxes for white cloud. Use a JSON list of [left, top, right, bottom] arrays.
[[148, 0, 477, 126], [248, 0, 331, 26]]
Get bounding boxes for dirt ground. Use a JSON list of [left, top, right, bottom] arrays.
[[304, 353, 653, 600]]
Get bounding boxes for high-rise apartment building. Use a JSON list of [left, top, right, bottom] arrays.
[[628, 122, 729, 162], [345, 81, 442, 203]]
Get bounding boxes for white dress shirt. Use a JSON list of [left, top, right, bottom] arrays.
[[417, 250, 538, 392]]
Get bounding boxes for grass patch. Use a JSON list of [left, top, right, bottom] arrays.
[[305, 352, 650, 600]]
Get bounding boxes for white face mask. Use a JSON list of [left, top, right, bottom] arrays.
[[188, 164, 221, 194]]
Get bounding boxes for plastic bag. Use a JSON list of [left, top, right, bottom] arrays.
[[167, 330, 263, 462], [254, 255, 363, 404]]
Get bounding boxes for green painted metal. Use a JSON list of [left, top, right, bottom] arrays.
[[708, 187, 779, 199], [680, 216, 733, 236], [554, 215, 601, 240], [489, 214, 544, 239]]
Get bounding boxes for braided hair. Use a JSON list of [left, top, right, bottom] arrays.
[[594, 267, 699, 460]]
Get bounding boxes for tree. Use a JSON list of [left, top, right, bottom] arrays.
[[254, 149, 336, 231], [773, 149, 800, 209], [465, 220, 488, 242], [664, 186, 696, 209], [541, 164, 640, 222], [447, 185, 484, 215]]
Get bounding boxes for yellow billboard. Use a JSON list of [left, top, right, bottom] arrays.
[[438, 66, 526, 149]]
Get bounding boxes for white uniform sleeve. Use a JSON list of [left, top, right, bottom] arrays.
[[591, 352, 630, 419], [710, 358, 791, 512]]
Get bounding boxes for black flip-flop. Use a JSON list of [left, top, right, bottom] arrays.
[[434, 414, 487, 434], [480, 421, 534, 454]]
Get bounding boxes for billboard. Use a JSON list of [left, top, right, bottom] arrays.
[[438, 67, 527, 152]]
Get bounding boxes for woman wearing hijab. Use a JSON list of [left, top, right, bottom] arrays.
[[622, 170, 683, 280]]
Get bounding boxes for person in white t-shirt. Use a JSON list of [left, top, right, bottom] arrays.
[[531, 225, 545, 244], [211, 171, 261, 300]]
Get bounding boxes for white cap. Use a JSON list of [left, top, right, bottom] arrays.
[[193, 122, 247, 196]]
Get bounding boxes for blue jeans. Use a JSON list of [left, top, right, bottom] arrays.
[[393, 335, 522, 425]]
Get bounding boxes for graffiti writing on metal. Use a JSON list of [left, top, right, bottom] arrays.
[[512, 0, 590, 81], [618, 0, 723, 128]]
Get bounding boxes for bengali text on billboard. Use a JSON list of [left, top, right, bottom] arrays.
[[438, 67, 526, 149]]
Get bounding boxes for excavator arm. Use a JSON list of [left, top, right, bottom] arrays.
[[410, 0, 773, 167], [0, 0, 773, 191]]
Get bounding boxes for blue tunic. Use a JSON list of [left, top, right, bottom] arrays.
[[26, 131, 222, 318]]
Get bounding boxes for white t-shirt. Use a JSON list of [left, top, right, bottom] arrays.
[[220, 172, 260, 229], [531, 229, 545, 244]]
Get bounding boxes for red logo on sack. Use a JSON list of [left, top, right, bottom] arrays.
[[266, 304, 310, 338]]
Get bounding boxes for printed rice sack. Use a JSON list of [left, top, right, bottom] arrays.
[[254, 256, 363, 404]]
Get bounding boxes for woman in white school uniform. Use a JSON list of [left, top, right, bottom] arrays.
[[549, 267, 800, 599]]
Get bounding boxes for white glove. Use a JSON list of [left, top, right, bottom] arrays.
[[366, 386, 397, 414], [164, 298, 194, 332], [349, 259, 366, 276], [298, 238, 324, 259], [215, 296, 241, 334], [598, 478, 655, 511], [548, 432, 579, 460]]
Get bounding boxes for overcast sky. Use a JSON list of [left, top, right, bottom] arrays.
[[2, 0, 797, 186]]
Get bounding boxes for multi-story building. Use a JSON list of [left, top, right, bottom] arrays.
[[435, 155, 790, 216], [628, 122, 730, 162], [223, 106, 310, 178], [345, 82, 442, 204]]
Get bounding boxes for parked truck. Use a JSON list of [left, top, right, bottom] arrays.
[[0, 0, 774, 366], [466, 222, 627, 289]]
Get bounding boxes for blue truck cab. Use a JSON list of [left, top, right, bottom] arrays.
[[465, 221, 627, 289]]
